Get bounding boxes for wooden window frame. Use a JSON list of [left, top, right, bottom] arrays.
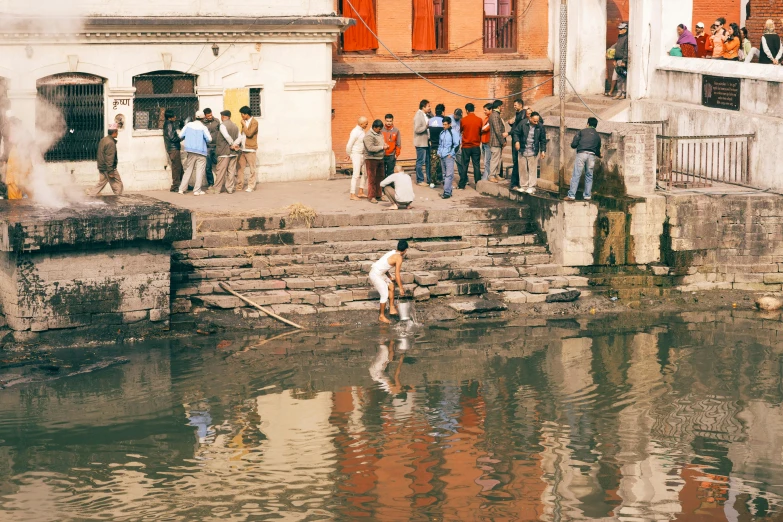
[[433, 0, 449, 53], [483, 0, 517, 53]]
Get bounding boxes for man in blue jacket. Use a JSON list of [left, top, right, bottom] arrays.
[[177, 110, 212, 196], [437, 116, 461, 200]]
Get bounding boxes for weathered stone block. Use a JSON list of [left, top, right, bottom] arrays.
[[521, 291, 547, 303], [524, 278, 550, 294], [504, 291, 528, 304], [414, 287, 431, 301], [533, 264, 561, 277], [284, 277, 315, 290], [270, 304, 317, 315], [430, 282, 456, 296], [734, 282, 780, 291], [320, 293, 342, 307], [352, 288, 381, 301], [198, 295, 244, 309], [122, 311, 148, 324], [544, 276, 569, 289], [734, 273, 764, 283], [567, 276, 590, 287], [149, 309, 169, 322], [288, 291, 320, 305], [244, 290, 291, 306], [763, 273, 783, 284], [413, 272, 439, 286]]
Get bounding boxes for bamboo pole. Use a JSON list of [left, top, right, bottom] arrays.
[[219, 282, 305, 330]]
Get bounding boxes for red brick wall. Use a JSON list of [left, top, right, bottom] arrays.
[[331, 73, 553, 160], [692, 0, 742, 31], [745, 0, 781, 45]]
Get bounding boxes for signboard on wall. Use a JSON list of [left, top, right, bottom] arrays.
[[702, 75, 741, 111]]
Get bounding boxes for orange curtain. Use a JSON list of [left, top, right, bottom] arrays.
[[343, 0, 379, 52], [413, 0, 436, 51]]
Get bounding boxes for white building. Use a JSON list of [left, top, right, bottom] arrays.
[[0, 1, 349, 191]]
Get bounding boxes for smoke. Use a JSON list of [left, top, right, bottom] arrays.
[[0, 1, 92, 208]]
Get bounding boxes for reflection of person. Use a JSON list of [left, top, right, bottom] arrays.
[[368, 339, 410, 396], [369, 239, 408, 323]]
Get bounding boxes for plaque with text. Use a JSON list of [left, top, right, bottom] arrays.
[[702, 75, 741, 111]]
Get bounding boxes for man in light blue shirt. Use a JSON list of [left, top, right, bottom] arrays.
[[437, 116, 461, 200]]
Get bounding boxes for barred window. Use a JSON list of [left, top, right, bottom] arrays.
[[133, 71, 198, 130], [37, 73, 105, 162], [249, 88, 262, 117]]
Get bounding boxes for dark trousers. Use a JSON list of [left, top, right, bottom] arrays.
[[510, 141, 520, 188], [458, 147, 482, 187], [168, 149, 183, 190], [365, 159, 384, 200], [205, 148, 216, 186], [383, 155, 396, 177]]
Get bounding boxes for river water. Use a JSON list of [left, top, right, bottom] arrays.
[[0, 311, 782, 521]]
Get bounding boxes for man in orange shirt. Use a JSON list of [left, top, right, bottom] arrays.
[[457, 103, 483, 189], [381, 113, 401, 177]]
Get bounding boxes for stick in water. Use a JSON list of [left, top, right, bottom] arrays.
[[219, 282, 305, 330]]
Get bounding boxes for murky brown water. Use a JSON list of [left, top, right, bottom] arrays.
[[1, 312, 782, 521]]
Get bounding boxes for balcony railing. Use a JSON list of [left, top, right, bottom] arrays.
[[434, 14, 446, 51], [657, 134, 755, 189], [484, 15, 516, 52]]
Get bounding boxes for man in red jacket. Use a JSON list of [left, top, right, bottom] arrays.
[[381, 114, 401, 177], [457, 103, 483, 189]]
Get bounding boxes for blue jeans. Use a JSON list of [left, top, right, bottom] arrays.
[[568, 151, 595, 199], [441, 154, 455, 196], [415, 147, 429, 183], [481, 143, 491, 181]]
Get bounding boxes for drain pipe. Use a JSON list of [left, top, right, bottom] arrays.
[[558, 0, 568, 200]]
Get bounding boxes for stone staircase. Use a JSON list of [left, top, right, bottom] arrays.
[[170, 205, 589, 316], [580, 265, 678, 300]]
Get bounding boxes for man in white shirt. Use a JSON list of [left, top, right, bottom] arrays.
[[380, 168, 415, 210], [346, 116, 369, 201]]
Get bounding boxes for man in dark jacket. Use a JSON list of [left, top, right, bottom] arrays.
[[614, 22, 629, 99], [163, 109, 183, 192], [508, 99, 525, 190], [566, 117, 602, 201], [203, 108, 220, 187], [89, 125, 123, 196], [512, 112, 546, 194]]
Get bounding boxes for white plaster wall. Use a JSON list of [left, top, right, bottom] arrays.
[[1, 38, 335, 191], [0, 0, 335, 17], [550, 0, 607, 95]]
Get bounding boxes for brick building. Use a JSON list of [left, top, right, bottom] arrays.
[[331, 0, 554, 162]]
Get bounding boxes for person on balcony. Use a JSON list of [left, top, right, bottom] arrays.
[[695, 22, 713, 58], [759, 19, 782, 65], [676, 25, 698, 57], [741, 27, 759, 63], [721, 24, 741, 61], [710, 20, 727, 59], [613, 22, 629, 100]]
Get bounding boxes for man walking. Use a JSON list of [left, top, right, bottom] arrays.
[[512, 112, 546, 194], [381, 114, 401, 177], [89, 124, 123, 196], [380, 167, 415, 210], [413, 99, 430, 187], [458, 103, 482, 189], [481, 103, 492, 182], [438, 116, 460, 200], [369, 239, 408, 324], [163, 110, 183, 192], [566, 117, 602, 201], [346, 116, 368, 200], [202, 108, 220, 187], [237, 106, 259, 193], [209, 110, 241, 194], [508, 99, 525, 191], [177, 110, 212, 195], [488, 99, 505, 183], [364, 119, 386, 204]]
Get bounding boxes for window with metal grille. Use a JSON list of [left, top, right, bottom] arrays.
[[37, 73, 105, 162], [133, 71, 198, 130], [249, 88, 262, 117], [484, 0, 517, 52]]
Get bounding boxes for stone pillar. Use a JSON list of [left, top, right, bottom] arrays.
[[107, 87, 135, 161], [551, 0, 608, 95], [627, 0, 693, 100]]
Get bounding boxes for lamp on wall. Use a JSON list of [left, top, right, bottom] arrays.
[[211, 43, 220, 57]]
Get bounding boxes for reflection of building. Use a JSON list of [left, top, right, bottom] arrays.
[[0, 1, 349, 190]]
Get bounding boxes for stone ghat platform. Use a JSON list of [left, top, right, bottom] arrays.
[[164, 181, 589, 316], [0, 195, 191, 332]]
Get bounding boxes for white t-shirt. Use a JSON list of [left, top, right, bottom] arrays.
[[379, 172, 415, 203]]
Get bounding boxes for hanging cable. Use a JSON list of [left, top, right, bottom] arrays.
[[342, 0, 555, 101]]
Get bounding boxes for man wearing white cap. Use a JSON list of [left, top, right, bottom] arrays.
[[613, 22, 629, 100], [694, 22, 713, 58], [177, 110, 212, 196], [89, 124, 123, 196]]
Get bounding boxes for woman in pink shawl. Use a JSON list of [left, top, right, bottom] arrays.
[[677, 24, 698, 57]]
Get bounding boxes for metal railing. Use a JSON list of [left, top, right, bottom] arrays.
[[629, 120, 668, 136], [657, 134, 755, 189], [484, 15, 516, 52]]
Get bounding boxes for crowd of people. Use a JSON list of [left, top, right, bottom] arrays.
[[670, 18, 783, 65], [346, 98, 558, 210]]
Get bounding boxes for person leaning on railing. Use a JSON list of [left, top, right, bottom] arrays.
[[759, 19, 783, 65], [720, 24, 742, 61]]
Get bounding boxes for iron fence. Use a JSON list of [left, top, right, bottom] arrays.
[[484, 15, 516, 52], [657, 134, 755, 189], [37, 74, 104, 162], [133, 71, 198, 130], [629, 120, 668, 136]]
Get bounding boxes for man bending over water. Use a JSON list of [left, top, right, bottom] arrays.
[[369, 240, 408, 323]]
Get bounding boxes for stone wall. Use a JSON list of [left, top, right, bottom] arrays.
[[0, 245, 171, 332], [664, 192, 783, 291]]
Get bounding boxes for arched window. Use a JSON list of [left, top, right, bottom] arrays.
[[133, 71, 198, 130], [37, 73, 105, 162]]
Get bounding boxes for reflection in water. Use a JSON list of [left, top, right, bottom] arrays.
[[1, 312, 783, 520]]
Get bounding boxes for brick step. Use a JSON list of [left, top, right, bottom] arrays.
[[194, 206, 531, 234], [589, 286, 674, 300], [182, 220, 538, 248]]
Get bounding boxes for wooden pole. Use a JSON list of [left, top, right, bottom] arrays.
[[219, 282, 305, 330], [558, 0, 568, 199]]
